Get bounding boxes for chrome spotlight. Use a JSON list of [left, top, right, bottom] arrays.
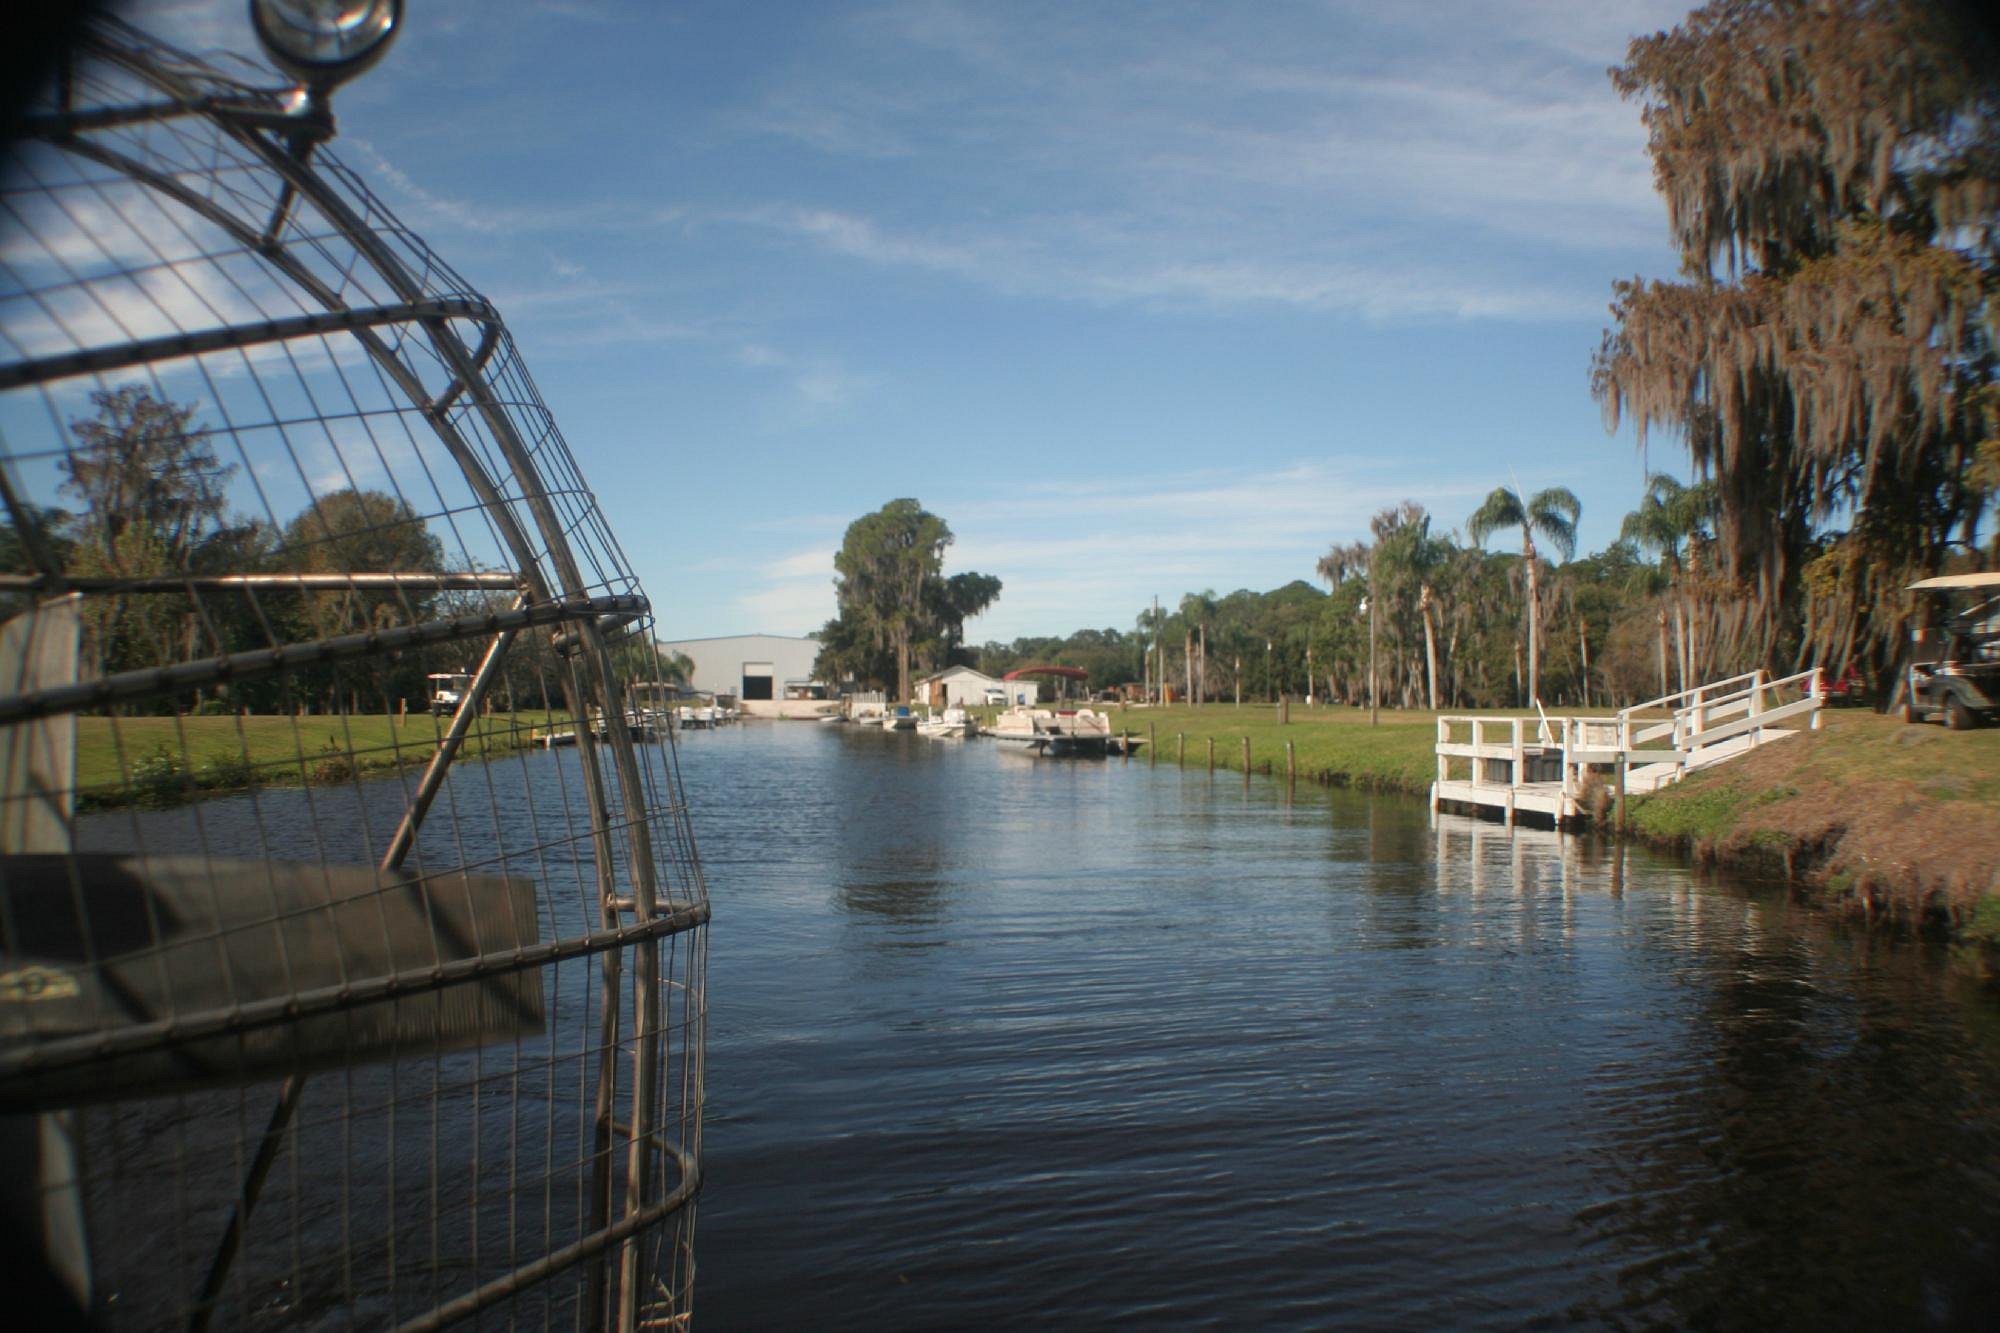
[[250, 0, 402, 90]]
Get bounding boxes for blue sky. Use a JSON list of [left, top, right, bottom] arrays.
[[138, 0, 1696, 643]]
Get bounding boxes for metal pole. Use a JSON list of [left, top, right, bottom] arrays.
[[1369, 593, 1379, 727]]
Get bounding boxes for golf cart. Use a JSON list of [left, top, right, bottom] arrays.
[[426, 670, 473, 717], [1902, 572, 2000, 729]]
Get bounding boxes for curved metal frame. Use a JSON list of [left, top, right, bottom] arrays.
[[1, 15, 704, 1330]]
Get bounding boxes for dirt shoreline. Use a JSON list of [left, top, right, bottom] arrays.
[[1612, 725, 2000, 947], [1110, 704, 2000, 949]]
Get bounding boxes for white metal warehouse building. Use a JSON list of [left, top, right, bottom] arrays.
[[655, 633, 821, 705]]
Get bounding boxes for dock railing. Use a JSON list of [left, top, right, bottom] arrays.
[[1434, 668, 1823, 824]]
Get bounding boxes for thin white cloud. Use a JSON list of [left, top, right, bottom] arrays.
[[734, 582, 836, 636], [768, 547, 836, 581], [338, 140, 506, 237], [716, 0, 1687, 322]]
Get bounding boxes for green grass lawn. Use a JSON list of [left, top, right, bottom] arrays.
[[1091, 699, 1999, 809], [1045, 699, 1444, 791], [1626, 705, 2000, 841], [73, 710, 570, 807]]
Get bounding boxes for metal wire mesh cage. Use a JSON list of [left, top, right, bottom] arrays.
[[1, 12, 707, 1328]]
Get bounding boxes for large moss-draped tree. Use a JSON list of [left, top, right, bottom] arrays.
[[59, 386, 245, 676], [278, 487, 445, 710], [1592, 0, 2000, 677], [1466, 484, 1580, 707], [822, 498, 998, 700]]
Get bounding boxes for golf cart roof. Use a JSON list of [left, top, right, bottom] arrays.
[[1907, 572, 2000, 591]]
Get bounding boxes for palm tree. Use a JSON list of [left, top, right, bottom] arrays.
[[1619, 473, 1715, 692], [1367, 503, 1450, 711], [1315, 540, 1369, 591], [1466, 484, 1580, 707], [1178, 589, 1218, 704], [1316, 539, 1372, 705]]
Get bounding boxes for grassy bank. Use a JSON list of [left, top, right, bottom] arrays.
[[73, 702, 2000, 941], [73, 710, 566, 808], [1087, 700, 2000, 942], [1074, 700, 1440, 790], [1622, 708, 2000, 940]]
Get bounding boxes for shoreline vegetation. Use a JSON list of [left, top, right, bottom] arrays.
[[73, 711, 568, 810], [1024, 700, 2000, 949], [77, 703, 2000, 948]]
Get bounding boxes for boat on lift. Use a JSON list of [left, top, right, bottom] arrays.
[[988, 705, 1114, 755], [917, 705, 976, 738], [986, 666, 1113, 755]]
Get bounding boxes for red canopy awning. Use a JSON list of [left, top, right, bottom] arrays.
[[1002, 665, 1088, 681]]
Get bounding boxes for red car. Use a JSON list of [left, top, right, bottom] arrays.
[[1819, 663, 1867, 706]]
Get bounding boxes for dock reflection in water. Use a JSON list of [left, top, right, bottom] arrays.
[[686, 721, 2000, 1330]]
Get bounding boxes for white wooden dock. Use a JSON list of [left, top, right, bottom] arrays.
[[1432, 669, 1823, 827]]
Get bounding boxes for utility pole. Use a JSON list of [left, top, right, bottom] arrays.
[[1151, 595, 1161, 704]]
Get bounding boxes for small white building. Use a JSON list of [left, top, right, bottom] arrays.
[[655, 633, 822, 714], [913, 666, 1039, 710]]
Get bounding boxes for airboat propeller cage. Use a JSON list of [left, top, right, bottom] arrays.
[[0, 10, 706, 1328]]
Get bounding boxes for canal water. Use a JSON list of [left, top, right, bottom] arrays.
[[680, 721, 2000, 1331], [73, 719, 2000, 1328]]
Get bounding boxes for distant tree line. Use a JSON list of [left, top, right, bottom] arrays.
[[975, 485, 1723, 711], [0, 385, 621, 716]]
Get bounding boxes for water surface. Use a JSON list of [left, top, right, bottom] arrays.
[[72, 717, 2000, 1329], [681, 721, 2000, 1330]]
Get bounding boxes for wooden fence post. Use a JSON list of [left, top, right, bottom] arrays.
[[1615, 753, 1628, 833]]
